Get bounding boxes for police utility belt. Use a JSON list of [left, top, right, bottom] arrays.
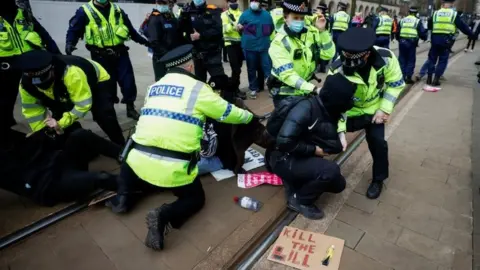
[[88, 45, 129, 57], [120, 138, 200, 175]]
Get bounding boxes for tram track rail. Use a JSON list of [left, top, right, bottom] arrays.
[[0, 38, 467, 253]]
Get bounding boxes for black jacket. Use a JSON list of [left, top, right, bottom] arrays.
[[147, 11, 185, 57], [272, 96, 342, 157]]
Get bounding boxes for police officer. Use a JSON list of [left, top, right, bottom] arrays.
[[148, 0, 185, 81], [373, 7, 394, 48], [221, 0, 243, 88], [105, 45, 254, 250], [331, 2, 350, 46], [312, 3, 331, 73], [270, 0, 284, 32], [397, 7, 427, 84], [330, 27, 405, 199], [0, 0, 60, 133], [425, 0, 473, 88], [14, 50, 126, 146], [65, 0, 151, 121], [169, 0, 182, 18], [179, 0, 225, 83], [268, 0, 335, 107]]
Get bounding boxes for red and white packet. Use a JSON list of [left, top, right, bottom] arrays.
[[237, 172, 283, 189]]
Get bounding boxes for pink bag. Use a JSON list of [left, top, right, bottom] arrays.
[[237, 172, 283, 188]]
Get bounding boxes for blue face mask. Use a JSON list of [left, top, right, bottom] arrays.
[[96, 0, 108, 4], [250, 2, 260, 10], [193, 0, 205, 6], [157, 5, 170, 13], [229, 3, 239, 10], [288, 20, 305, 33]]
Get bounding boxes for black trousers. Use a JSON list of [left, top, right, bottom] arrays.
[[118, 162, 206, 228], [152, 54, 167, 81], [226, 43, 243, 86], [269, 150, 346, 205], [193, 50, 226, 83], [91, 51, 137, 104], [0, 68, 22, 131], [347, 115, 389, 182], [44, 129, 120, 205], [467, 38, 476, 50]]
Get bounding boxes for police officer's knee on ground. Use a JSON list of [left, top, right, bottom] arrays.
[[105, 44, 255, 251], [267, 74, 355, 220], [330, 27, 405, 199]]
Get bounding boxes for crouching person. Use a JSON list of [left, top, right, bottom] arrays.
[[267, 73, 356, 220], [0, 128, 120, 207], [105, 45, 254, 250]]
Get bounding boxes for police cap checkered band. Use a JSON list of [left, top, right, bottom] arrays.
[[282, 2, 309, 13], [165, 53, 193, 68], [25, 65, 52, 76], [341, 50, 369, 60]]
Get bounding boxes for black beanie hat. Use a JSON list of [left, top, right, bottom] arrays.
[[319, 73, 356, 118]]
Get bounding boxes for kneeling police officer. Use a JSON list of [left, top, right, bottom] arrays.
[[106, 45, 254, 251], [329, 28, 405, 199], [15, 50, 125, 146]]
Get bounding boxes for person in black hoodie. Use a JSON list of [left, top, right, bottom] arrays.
[[148, 0, 185, 80], [267, 73, 356, 220], [0, 127, 120, 206]]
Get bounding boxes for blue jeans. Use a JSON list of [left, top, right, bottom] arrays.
[[244, 50, 271, 91], [197, 156, 224, 176]]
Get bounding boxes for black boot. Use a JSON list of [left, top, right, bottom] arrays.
[[287, 195, 324, 220], [432, 77, 441, 87], [145, 204, 172, 251], [366, 181, 383, 199], [405, 76, 415, 84], [126, 103, 140, 121], [105, 194, 132, 214], [426, 75, 433, 85]]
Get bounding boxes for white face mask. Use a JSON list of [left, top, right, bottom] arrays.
[[250, 2, 260, 10]]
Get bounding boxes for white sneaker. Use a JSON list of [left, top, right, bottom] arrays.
[[423, 84, 441, 92], [465, 49, 468, 52], [248, 90, 257, 99], [470, 49, 474, 53]]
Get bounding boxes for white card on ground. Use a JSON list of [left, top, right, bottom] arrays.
[[211, 147, 265, 181]]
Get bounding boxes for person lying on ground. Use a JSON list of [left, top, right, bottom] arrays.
[[266, 73, 356, 220], [0, 126, 120, 206]]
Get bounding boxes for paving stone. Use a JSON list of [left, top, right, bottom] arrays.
[[336, 206, 403, 243], [452, 251, 473, 270], [448, 172, 473, 189], [372, 202, 403, 222], [439, 227, 473, 252], [325, 220, 365, 249], [377, 189, 413, 210], [355, 234, 438, 270], [339, 247, 392, 270], [421, 158, 460, 176], [396, 228, 456, 266], [450, 156, 472, 171], [346, 192, 379, 214]]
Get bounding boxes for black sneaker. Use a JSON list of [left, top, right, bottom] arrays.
[[432, 78, 441, 87], [366, 182, 383, 199], [145, 206, 172, 251], [105, 194, 130, 214], [126, 104, 140, 120], [405, 77, 415, 84], [287, 195, 324, 220]]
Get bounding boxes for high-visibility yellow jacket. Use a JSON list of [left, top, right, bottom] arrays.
[[332, 10, 350, 31], [0, 9, 44, 57], [221, 8, 242, 46], [399, 15, 420, 38], [127, 68, 253, 188], [328, 47, 405, 132], [82, 1, 130, 48], [20, 57, 109, 132], [376, 14, 393, 35], [432, 8, 457, 35], [271, 7, 284, 32], [268, 25, 335, 96]]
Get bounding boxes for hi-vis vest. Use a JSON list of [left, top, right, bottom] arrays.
[[221, 8, 242, 46], [82, 1, 130, 48], [271, 7, 284, 32], [268, 27, 335, 96], [399, 15, 419, 38], [376, 14, 393, 35], [432, 8, 457, 35], [332, 11, 350, 31], [0, 9, 43, 57], [127, 71, 252, 188]]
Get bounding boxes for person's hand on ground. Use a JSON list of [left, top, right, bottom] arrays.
[[338, 132, 347, 151], [372, 110, 390, 124]]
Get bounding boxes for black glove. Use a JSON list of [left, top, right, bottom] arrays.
[[65, 43, 76, 55]]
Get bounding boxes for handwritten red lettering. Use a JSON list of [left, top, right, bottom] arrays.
[[283, 228, 291, 238], [302, 254, 310, 267], [292, 229, 298, 239], [308, 245, 316, 254], [298, 243, 309, 252], [292, 241, 301, 250], [299, 232, 305, 241], [308, 234, 315, 243]]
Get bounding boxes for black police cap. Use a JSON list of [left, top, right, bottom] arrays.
[[14, 50, 53, 74], [338, 2, 347, 8], [159, 44, 194, 69], [409, 6, 418, 13], [337, 27, 376, 55], [379, 6, 388, 12], [282, 0, 311, 15], [317, 3, 327, 10]]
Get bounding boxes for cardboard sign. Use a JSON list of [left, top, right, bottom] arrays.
[[268, 226, 345, 270], [211, 147, 265, 181], [237, 172, 283, 188]]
